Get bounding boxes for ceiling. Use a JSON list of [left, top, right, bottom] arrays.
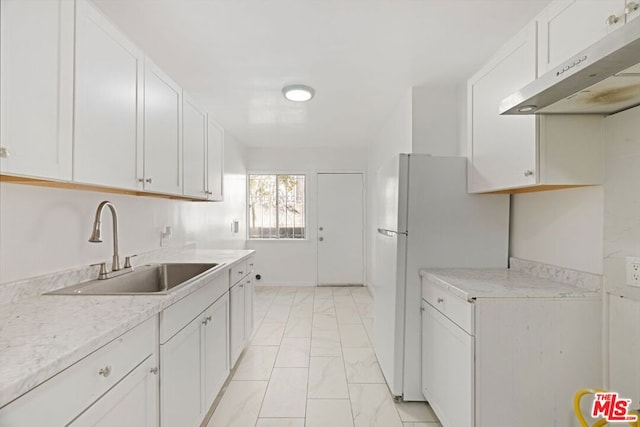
[[93, 0, 551, 148]]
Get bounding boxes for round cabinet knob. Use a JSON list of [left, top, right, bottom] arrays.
[[437, 298, 444, 303], [319, 227, 324, 231], [626, 1, 639, 14], [0, 147, 9, 158], [145, 178, 153, 184], [98, 365, 112, 377], [319, 237, 324, 242], [524, 170, 534, 177], [606, 14, 620, 25], [150, 367, 159, 375]]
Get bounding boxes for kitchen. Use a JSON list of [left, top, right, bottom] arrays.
[[0, 0, 639, 426]]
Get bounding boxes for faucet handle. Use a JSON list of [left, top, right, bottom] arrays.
[[124, 254, 137, 269], [90, 262, 108, 279]]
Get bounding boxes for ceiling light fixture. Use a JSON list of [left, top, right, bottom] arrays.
[[282, 84, 315, 102]]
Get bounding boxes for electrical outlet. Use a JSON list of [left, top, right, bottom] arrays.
[[626, 256, 640, 287]]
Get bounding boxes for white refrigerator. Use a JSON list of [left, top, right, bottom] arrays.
[[373, 154, 509, 401]]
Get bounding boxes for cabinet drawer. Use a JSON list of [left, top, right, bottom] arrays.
[[422, 278, 474, 335], [230, 260, 248, 285], [160, 271, 229, 343], [0, 317, 156, 426]]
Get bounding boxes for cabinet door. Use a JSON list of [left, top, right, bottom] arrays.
[[609, 296, 640, 403], [206, 119, 224, 201], [160, 314, 202, 427], [202, 294, 230, 411], [467, 22, 538, 193], [230, 282, 245, 367], [421, 302, 473, 427], [74, 0, 142, 190], [0, 0, 73, 180], [143, 59, 182, 195], [244, 277, 254, 339], [69, 355, 158, 427], [538, 0, 626, 75], [182, 95, 207, 199]]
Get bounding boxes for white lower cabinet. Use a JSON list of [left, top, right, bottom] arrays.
[[70, 355, 158, 427], [160, 283, 230, 427], [230, 280, 246, 367], [0, 317, 158, 426], [421, 278, 602, 427], [421, 302, 473, 427], [244, 276, 255, 339]]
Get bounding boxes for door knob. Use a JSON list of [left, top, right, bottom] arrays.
[[319, 227, 324, 231], [319, 237, 324, 242]]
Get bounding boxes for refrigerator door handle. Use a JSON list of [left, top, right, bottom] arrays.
[[377, 228, 408, 237]]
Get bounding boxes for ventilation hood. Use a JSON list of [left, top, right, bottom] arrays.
[[500, 18, 640, 115]]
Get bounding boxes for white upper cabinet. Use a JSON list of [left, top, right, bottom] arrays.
[[0, 0, 74, 180], [142, 59, 183, 195], [468, 19, 605, 194], [182, 95, 207, 199], [468, 22, 539, 192], [206, 119, 225, 201], [538, 0, 627, 75], [74, 0, 142, 190]]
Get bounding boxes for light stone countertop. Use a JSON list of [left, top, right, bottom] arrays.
[[0, 249, 254, 408], [420, 268, 601, 302]]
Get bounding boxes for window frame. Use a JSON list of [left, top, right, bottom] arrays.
[[246, 171, 308, 241]]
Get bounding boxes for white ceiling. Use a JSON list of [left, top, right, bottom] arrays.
[[93, 0, 550, 148]]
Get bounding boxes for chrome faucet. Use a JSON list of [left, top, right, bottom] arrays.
[[89, 201, 135, 279], [89, 201, 121, 271]]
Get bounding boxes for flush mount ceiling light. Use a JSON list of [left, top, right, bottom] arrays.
[[282, 84, 315, 102]]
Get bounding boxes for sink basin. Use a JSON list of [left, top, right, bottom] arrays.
[[45, 263, 224, 295]]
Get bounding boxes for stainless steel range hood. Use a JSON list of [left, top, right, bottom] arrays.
[[500, 17, 640, 115]]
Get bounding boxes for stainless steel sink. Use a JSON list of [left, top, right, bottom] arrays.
[[45, 263, 224, 295]]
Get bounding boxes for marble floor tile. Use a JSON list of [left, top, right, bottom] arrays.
[[313, 297, 335, 314], [339, 323, 371, 348], [293, 292, 314, 304], [331, 287, 353, 296], [394, 402, 439, 422], [259, 367, 308, 418], [252, 322, 286, 346], [273, 295, 295, 305], [312, 313, 338, 331], [256, 419, 305, 427], [336, 306, 363, 324], [305, 399, 354, 427], [233, 345, 278, 381], [289, 303, 313, 319], [342, 347, 385, 384], [356, 302, 373, 318], [308, 357, 349, 398], [206, 380, 267, 427], [349, 383, 403, 427], [284, 317, 312, 338], [333, 295, 357, 308], [314, 287, 333, 298], [361, 317, 374, 342], [263, 303, 292, 323], [311, 329, 342, 357], [274, 337, 311, 368], [402, 423, 442, 427]]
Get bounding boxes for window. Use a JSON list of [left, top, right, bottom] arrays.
[[248, 174, 306, 239]]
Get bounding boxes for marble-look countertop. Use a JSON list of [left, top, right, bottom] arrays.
[[420, 268, 601, 302], [0, 249, 254, 408]]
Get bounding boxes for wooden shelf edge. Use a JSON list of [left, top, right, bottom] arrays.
[[481, 184, 596, 195], [0, 174, 215, 202]]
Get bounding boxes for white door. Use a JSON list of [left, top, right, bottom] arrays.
[[317, 173, 364, 285]]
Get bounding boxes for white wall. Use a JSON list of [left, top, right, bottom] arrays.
[[365, 90, 413, 289], [411, 85, 458, 157], [245, 147, 367, 286], [0, 134, 247, 284], [510, 186, 604, 274]]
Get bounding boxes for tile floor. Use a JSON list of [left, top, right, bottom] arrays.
[[206, 286, 442, 427]]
